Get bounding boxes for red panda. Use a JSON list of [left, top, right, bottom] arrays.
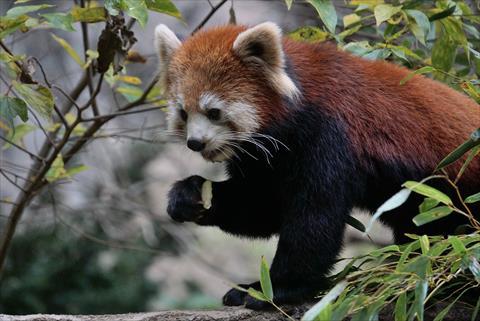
[[157, 22, 480, 309]]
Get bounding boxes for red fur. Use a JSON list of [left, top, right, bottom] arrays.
[[168, 25, 479, 184]]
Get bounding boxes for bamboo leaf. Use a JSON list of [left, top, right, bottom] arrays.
[[419, 198, 440, 213], [465, 192, 480, 204], [302, 281, 347, 321], [259, 256, 273, 301], [365, 188, 411, 234], [400, 66, 435, 85], [412, 206, 453, 226], [247, 288, 269, 302], [436, 129, 480, 170], [346, 215, 366, 232], [402, 181, 452, 206], [414, 280, 428, 321], [394, 292, 407, 321]]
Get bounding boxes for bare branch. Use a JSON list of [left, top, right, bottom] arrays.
[[80, 0, 99, 116], [193, 0, 228, 33], [0, 136, 45, 162], [80, 105, 166, 122], [0, 170, 27, 193]]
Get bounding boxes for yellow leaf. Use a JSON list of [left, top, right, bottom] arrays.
[[51, 34, 84, 66], [118, 75, 142, 85], [343, 13, 361, 28]]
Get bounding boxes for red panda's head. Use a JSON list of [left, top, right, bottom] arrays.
[[155, 22, 299, 162]]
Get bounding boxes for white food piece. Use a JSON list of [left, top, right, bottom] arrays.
[[201, 180, 213, 210]]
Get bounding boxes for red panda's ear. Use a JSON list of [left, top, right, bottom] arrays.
[[233, 22, 299, 100], [154, 24, 181, 88]]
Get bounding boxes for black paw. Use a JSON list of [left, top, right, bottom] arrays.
[[222, 286, 249, 306], [167, 175, 207, 223], [222, 282, 273, 310]]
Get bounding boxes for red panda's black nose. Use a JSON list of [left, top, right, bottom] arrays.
[[187, 139, 206, 152]]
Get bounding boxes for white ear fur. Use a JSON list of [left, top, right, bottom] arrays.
[[232, 22, 299, 100], [154, 24, 181, 87]]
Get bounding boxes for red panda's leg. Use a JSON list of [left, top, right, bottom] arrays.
[[167, 175, 281, 238], [223, 201, 350, 309]]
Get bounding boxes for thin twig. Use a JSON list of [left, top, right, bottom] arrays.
[[80, 105, 166, 122], [80, 0, 99, 116], [0, 136, 44, 162], [0, 170, 27, 193], [193, 0, 228, 33]]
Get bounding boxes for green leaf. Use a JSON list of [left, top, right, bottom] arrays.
[[247, 288, 269, 302], [436, 129, 480, 170], [419, 198, 440, 213], [0, 96, 28, 129], [405, 10, 430, 45], [301, 281, 347, 321], [346, 215, 366, 232], [6, 4, 54, 18], [116, 85, 144, 102], [429, 5, 455, 22], [373, 4, 402, 26], [41, 13, 75, 32], [468, 256, 480, 282], [448, 236, 466, 254], [285, 0, 293, 10], [413, 206, 453, 227], [306, 0, 337, 34], [431, 32, 456, 72], [343, 41, 373, 56], [51, 34, 84, 66], [71, 6, 107, 23], [343, 13, 361, 28], [400, 66, 435, 85], [402, 181, 452, 206], [45, 154, 68, 182], [471, 296, 480, 321], [145, 0, 182, 19], [288, 26, 329, 43], [0, 15, 29, 39], [259, 256, 273, 301], [394, 292, 407, 321], [12, 81, 54, 118], [123, 0, 148, 27], [2, 123, 35, 150], [105, 0, 149, 27], [465, 192, 480, 204], [365, 188, 411, 234], [413, 280, 427, 321], [65, 164, 89, 177], [419, 235, 430, 255]]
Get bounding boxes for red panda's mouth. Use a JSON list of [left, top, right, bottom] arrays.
[[201, 146, 232, 162]]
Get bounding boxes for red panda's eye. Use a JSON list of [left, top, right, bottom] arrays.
[[207, 108, 221, 121], [179, 109, 188, 121]]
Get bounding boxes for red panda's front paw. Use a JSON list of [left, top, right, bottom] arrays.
[[167, 175, 207, 223]]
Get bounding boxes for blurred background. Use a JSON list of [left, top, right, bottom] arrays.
[[0, 0, 396, 314]]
